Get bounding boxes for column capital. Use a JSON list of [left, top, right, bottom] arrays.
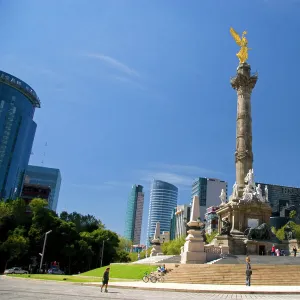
[[231, 73, 258, 92], [230, 63, 258, 92]]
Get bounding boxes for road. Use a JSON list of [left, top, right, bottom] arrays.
[[1, 276, 300, 299]]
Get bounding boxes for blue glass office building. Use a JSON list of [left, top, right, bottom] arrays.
[[124, 185, 144, 244], [147, 180, 178, 243], [0, 70, 40, 199], [24, 165, 62, 211]]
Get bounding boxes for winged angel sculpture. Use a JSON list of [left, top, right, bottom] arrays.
[[230, 27, 251, 64]]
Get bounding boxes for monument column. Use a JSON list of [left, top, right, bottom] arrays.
[[231, 63, 258, 197]]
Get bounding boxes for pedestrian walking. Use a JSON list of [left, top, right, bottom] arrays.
[[271, 244, 275, 256], [245, 256, 252, 286], [101, 267, 110, 293], [293, 246, 297, 257]]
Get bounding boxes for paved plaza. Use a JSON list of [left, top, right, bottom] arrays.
[[1, 277, 300, 300]]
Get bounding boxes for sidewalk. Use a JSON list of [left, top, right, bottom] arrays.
[[84, 281, 300, 294]]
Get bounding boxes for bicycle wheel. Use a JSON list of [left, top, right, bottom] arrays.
[[142, 276, 149, 283], [150, 276, 157, 283], [158, 276, 165, 283]]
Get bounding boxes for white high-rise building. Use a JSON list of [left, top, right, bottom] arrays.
[[175, 204, 191, 239], [191, 177, 227, 221]]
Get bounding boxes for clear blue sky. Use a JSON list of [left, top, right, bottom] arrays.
[[1, 0, 300, 242]]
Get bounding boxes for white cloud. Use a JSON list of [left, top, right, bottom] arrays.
[[140, 171, 193, 187], [86, 53, 139, 77], [71, 163, 223, 193], [113, 75, 145, 90], [149, 163, 223, 176], [137, 163, 224, 189]]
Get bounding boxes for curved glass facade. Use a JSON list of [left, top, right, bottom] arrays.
[[0, 70, 40, 199], [147, 180, 178, 243]]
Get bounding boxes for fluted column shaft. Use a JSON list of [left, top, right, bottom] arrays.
[[231, 63, 257, 196]]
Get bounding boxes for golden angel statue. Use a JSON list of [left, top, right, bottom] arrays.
[[230, 27, 251, 64]]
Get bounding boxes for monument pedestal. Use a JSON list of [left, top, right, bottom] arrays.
[[150, 243, 162, 257], [181, 228, 206, 264], [150, 222, 162, 257], [215, 197, 272, 255], [282, 239, 298, 256], [180, 196, 207, 264], [245, 240, 275, 255]]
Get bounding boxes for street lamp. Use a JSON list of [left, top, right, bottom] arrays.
[[100, 238, 109, 268], [39, 230, 52, 273]]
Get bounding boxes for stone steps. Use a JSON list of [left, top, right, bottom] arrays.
[[164, 264, 300, 285]]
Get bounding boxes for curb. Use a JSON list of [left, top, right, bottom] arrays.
[[84, 283, 300, 295], [2, 275, 86, 285], [4, 276, 300, 295]]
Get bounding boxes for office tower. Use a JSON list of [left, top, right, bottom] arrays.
[[205, 206, 220, 234], [191, 177, 227, 221], [124, 184, 145, 244], [23, 165, 61, 211], [0, 70, 40, 199], [170, 204, 191, 240], [21, 184, 51, 212], [256, 182, 300, 228], [147, 180, 178, 244]]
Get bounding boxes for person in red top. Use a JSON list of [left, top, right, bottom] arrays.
[[271, 245, 275, 256]]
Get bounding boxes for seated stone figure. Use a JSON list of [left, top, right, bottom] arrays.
[[220, 217, 231, 235], [284, 222, 296, 240], [246, 223, 272, 240]]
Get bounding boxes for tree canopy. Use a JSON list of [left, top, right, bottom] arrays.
[[0, 198, 129, 274]]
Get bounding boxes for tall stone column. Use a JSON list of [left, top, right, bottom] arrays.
[[231, 63, 258, 197]]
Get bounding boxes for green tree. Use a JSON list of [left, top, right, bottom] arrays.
[[0, 227, 29, 269], [60, 211, 104, 232], [206, 231, 218, 244], [276, 221, 300, 241], [289, 210, 297, 219], [161, 237, 185, 255], [118, 236, 133, 252], [0, 198, 122, 273]]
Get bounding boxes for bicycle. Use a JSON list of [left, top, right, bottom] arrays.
[[142, 272, 157, 283], [157, 274, 165, 283], [151, 271, 165, 283]]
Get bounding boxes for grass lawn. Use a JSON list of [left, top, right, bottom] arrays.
[[7, 264, 157, 282], [82, 264, 157, 280]]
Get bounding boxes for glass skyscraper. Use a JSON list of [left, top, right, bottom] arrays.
[[191, 177, 227, 221], [124, 185, 144, 245], [0, 70, 40, 199], [24, 165, 62, 211], [147, 180, 178, 244]]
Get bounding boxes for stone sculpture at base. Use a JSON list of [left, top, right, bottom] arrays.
[[219, 189, 227, 206], [181, 195, 206, 264], [220, 217, 231, 235], [245, 223, 272, 240], [284, 222, 296, 240], [150, 222, 162, 256], [215, 169, 273, 254]]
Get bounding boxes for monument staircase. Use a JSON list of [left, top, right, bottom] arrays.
[[165, 257, 300, 285], [132, 255, 176, 265]]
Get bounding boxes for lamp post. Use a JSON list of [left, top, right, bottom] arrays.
[[39, 230, 52, 273], [100, 238, 109, 268]]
